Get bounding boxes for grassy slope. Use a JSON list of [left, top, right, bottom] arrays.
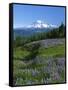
[[14, 44, 65, 59], [38, 44, 65, 57], [13, 44, 65, 85], [14, 47, 30, 59]]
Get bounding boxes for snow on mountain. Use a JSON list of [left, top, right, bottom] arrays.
[[49, 24, 57, 28], [26, 20, 57, 29]]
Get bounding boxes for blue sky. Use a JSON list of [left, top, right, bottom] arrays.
[[13, 4, 65, 28]]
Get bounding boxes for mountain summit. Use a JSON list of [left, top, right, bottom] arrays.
[[26, 20, 57, 29]]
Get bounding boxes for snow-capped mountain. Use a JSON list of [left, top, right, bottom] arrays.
[[14, 20, 57, 37], [26, 20, 57, 29]]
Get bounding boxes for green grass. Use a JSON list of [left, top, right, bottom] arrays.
[[38, 44, 65, 57], [13, 44, 65, 72], [14, 44, 65, 59], [13, 47, 30, 59], [13, 69, 45, 85], [13, 44, 65, 85], [13, 60, 27, 70]]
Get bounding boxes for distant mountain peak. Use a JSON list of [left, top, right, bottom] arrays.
[[26, 20, 57, 29], [36, 20, 42, 23]]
